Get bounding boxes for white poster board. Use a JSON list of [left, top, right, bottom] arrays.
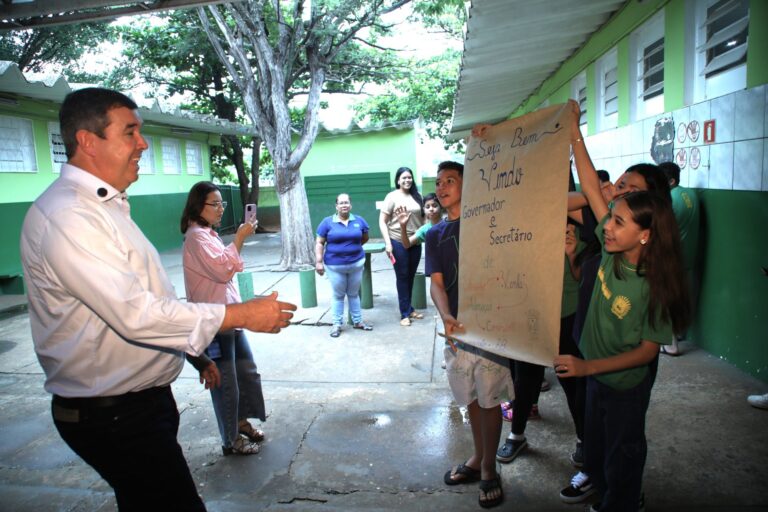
[[457, 103, 573, 366]]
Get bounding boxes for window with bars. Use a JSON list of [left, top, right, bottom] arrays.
[[48, 122, 67, 171], [603, 65, 618, 116], [138, 136, 154, 174], [185, 142, 203, 175], [641, 37, 664, 100], [0, 115, 37, 173], [161, 138, 181, 174], [571, 72, 587, 128], [596, 49, 618, 131], [700, 0, 748, 78]]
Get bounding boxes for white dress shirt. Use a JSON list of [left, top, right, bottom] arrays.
[[20, 164, 226, 397]]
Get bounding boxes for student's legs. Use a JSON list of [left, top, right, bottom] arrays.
[[406, 243, 422, 312], [592, 373, 652, 512], [557, 315, 586, 440], [511, 360, 545, 436], [583, 377, 606, 497]]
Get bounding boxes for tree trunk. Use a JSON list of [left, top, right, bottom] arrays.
[[248, 137, 261, 206], [275, 166, 314, 270]]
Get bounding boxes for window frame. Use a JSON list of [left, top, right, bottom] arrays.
[[161, 137, 182, 175], [138, 135, 155, 174], [595, 48, 618, 132], [0, 114, 38, 173], [185, 141, 204, 176], [630, 11, 665, 121], [692, 0, 749, 102]]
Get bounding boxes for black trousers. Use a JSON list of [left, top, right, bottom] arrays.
[[583, 371, 653, 512], [52, 386, 206, 512], [558, 314, 586, 441]]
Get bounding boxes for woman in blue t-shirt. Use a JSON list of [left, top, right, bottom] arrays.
[[315, 193, 373, 338]]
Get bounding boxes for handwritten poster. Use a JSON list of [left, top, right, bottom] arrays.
[[458, 103, 573, 366]]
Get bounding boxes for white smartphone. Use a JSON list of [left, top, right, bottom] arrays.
[[245, 203, 257, 224]]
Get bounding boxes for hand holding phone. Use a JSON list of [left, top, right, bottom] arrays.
[[245, 203, 257, 224]]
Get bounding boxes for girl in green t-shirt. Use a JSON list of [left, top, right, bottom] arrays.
[[554, 100, 691, 512]]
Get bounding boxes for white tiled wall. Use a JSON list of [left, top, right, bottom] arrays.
[[584, 84, 767, 191]]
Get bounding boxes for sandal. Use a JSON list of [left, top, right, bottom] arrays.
[[661, 345, 681, 356], [443, 463, 481, 486], [400, 317, 411, 327], [238, 420, 265, 443], [222, 435, 260, 456], [478, 475, 504, 508], [353, 321, 373, 331], [409, 311, 424, 320], [330, 325, 341, 338]]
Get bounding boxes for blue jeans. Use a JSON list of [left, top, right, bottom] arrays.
[[208, 330, 266, 448], [390, 240, 421, 319], [583, 369, 653, 512], [325, 257, 365, 325]]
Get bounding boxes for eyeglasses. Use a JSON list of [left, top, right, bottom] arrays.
[[205, 201, 227, 210]]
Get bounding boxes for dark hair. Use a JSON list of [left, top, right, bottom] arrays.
[[394, 166, 424, 215], [59, 88, 139, 159], [624, 163, 671, 203], [658, 161, 681, 187], [596, 170, 611, 183], [437, 160, 464, 177], [180, 181, 221, 234], [422, 192, 442, 210], [336, 193, 350, 204], [614, 191, 690, 333]]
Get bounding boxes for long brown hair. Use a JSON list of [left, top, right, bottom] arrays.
[[180, 181, 220, 234], [615, 191, 690, 333]]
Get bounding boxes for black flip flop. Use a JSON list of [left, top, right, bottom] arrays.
[[478, 475, 504, 508], [443, 463, 481, 486]]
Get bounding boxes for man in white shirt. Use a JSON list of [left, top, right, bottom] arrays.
[[20, 88, 296, 511]]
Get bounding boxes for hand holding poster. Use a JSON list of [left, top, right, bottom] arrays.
[[457, 103, 574, 366]]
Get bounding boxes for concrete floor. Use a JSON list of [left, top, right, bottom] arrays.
[[0, 232, 767, 511]]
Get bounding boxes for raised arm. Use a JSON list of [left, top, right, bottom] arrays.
[[569, 99, 608, 221]]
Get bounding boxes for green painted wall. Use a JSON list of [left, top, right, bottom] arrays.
[[747, 0, 768, 88], [299, 127, 418, 185], [692, 190, 768, 382], [306, 173, 391, 238]]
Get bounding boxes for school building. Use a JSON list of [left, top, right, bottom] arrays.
[[450, 0, 767, 382]]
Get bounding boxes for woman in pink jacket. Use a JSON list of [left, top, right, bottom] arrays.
[[181, 181, 265, 455]]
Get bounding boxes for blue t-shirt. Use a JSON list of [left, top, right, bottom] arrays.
[[316, 213, 369, 265], [425, 218, 460, 317]]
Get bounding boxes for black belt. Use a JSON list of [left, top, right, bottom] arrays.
[[53, 385, 169, 409]]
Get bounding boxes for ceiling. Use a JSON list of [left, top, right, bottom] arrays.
[[0, 0, 226, 30], [449, 0, 628, 139]]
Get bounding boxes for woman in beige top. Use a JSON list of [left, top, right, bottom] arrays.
[[378, 166, 425, 326]]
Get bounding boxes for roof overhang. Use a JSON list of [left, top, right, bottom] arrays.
[[449, 0, 627, 139], [0, 1, 227, 30], [0, 61, 258, 137]]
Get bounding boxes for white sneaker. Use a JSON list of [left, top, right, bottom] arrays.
[[747, 393, 768, 410]]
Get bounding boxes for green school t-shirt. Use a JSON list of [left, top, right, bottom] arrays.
[[561, 237, 584, 318], [671, 186, 699, 271], [580, 216, 673, 390], [415, 221, 433, 243]]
